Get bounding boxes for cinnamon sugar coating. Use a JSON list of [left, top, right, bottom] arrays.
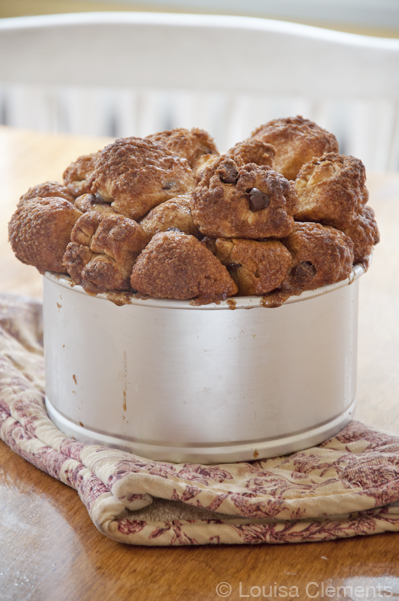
[[18, 181, 74, 206], [86, 137, 195, 220], [140, 194, 200, 239], [192, 156, 297, 239], [74, 193, 116, 215], [251, 116, 338, 180], [130, 230, 237, 301], [294, 153, 369, 229], [280, 222, 354, 295], [193, 155, 220, 184], [207, 237, 292, 296], [63, 152, 100, 198], [63, 212, 148, 294], [147, 127, 219, 177], [8, 197, 82, 273], [8, 121, 380, 302], [341, 206, 380, 265], [227, 139, 275, 169]]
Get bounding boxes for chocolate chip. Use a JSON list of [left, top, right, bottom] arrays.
[[220, 165, 239, 184], [226, 263, 242, 271], [163, 181, 176, 190], [248, 188, 270, 212], [292, 261, 317, 282]]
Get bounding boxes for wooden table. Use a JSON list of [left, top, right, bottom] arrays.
[[1, 125, 399, 601]]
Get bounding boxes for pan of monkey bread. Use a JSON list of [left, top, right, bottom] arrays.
[[8, 117, 380, 463]]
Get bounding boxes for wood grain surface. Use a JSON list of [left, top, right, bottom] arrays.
[[1, 126, 399, 601]]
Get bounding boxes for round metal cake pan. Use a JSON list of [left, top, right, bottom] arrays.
[[43, 266, 365, 464]]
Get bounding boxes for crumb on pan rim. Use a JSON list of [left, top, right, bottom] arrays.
[[44, 260, 368, 311]]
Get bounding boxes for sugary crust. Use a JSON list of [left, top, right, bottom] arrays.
[[226, 139, 275, 169], [18, 181, 74, 206], [340, 206, 380, 265], [8, 197, 82, 273], [139, 194, 200, 239], [192, 156, 298, 238], [130, 231, 237, 301], [193, 155, 219, 183], [74, 193, 116, 215], [207, 237, 292, 295], [8, 121, 380, 302], [63, 212, 148, 294], [279, 222, 354, 294], [86, 137, 195, 220], [294, 153, 369, 229], [251, 116, 339, 180], [147, 127, 219, 176], [63, 152, 100, 198], [62, 241, 93, 286]]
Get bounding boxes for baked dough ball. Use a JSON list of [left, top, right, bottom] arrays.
[[147, 127, 219, 177], [130, 230, 238, 301], [280, 222, 354, 294], [86, 137, 195, 221], [74, 193, 116, 215], [206, 238, 292, 296], [251, 116, 338, 180], [63, 152, 100, 198], [294, 153, 369, 229], [8, 197, 82, 273], [139, 194, 200, 239], [227, 139, 275, 169], [18, 181, 74, 206], [340, 206, 380, 265], [63, 212, 148, 294], [192, 156, 297, 239]]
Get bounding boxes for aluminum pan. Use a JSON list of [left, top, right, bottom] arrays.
[[43, 260, 366, 463]]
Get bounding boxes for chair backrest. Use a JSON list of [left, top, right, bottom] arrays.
[[1, 12, 399, 170]]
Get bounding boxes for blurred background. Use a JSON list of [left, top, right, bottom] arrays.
[[2, 0, 399, 37], [1, 1, 399, 170]]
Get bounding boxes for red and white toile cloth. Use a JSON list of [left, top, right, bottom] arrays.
[[1, 293, 399, 546]]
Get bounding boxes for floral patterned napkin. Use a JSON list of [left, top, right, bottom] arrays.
[[1, 293, 399, 546]]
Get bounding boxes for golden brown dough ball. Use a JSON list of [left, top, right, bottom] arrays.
[[86, 137, 195, 221], [279, 222, 354, 295], [226, 139, 275, 169], [194, 155, 220, 184], [251, 116, 338, 180], [74, 193, 116, 215], [63, 152, 100, 198], [192, 156, 297, 239], [294, 153, 369, 229], [147, 127, 219, 177], [206, 237, 292, 296], [18, 181, 74, 206], [63, 212, 148, 294], [8, 197, 82, 273], [139, 194, 200, 239], [340, 206, 380, 266], [130, 230, 237, 301]]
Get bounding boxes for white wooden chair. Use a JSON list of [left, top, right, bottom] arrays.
[[1, 12, 399, 170]]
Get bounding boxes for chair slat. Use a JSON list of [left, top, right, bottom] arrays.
[[1, 83, 399, 171]]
